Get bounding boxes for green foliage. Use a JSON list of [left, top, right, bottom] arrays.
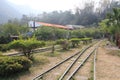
[[0, 36, 11, 44], [99, 19, 109, 33], [81, 38, 92, 44], [56, 39, 65, 44], [9, 37, 45, 58], [0, 56, 32, 76], [35, 26, 67, 40], [70, 38, 80, 47], [100, 8, 120, 35], [71, 28, 103, 39], [71, 30, 85, 38], [81, 38, 92, 41], [108, 8, 120, 33], [35, 26, 102, 41], [0, 23, 29, 37], [0, 44, 10, 52], [56, 39, 70, 50], [35, 26, 54, 40]]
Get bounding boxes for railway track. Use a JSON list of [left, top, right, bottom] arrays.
[[33, 41, 101, 80], [58, 42, 100, 80], [5, 45, 60, 56]]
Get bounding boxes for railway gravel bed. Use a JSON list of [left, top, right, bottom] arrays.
[[19, 46, 84, 80], [33, 41, 100, 80]]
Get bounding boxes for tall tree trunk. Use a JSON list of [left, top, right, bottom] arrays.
[[51, 44, 55, 54], [115, 33, 119, 46]]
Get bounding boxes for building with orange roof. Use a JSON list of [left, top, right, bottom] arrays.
[[28, 21, 72, 32]]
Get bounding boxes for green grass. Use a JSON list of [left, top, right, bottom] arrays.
[[42, 51, 60, 57], [88, 55, 94, 80], [32, 55, 49, 65]]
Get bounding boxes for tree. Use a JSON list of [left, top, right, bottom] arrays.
[[35, 26, 68, 40], [0, 22, 29, 37], [107, 8, 120, 46]]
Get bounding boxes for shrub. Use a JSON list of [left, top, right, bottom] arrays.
[[0, 36, 11, 44], [56, 39, 70, 50], [0, 44, 10, 52], [70, 38, 80, 47], [9, 37, 45, 58], [0, 56, 32, 76], [81, 38, 92, 44]]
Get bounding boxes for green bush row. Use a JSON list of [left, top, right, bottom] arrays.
[[56, 38, 92, 49], [70, 38, 80, 47], [0, 56, 32, 76]]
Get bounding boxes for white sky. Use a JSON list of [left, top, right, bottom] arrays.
[[7, 0, 98, 12]]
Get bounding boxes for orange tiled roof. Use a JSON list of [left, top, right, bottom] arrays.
[[36, 22, 70, 29]]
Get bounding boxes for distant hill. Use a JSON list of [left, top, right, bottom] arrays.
[[0, 0, 21, 24]]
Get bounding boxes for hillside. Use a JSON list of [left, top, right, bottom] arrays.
[[0, 0, 21, 24]]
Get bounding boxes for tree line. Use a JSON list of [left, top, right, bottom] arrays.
[[20, 0, 120, 26], [99, 7, 120, 48]]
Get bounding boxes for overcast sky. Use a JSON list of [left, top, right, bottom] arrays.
[[7, 0, 100, 12]]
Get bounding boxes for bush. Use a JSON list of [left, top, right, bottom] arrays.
[[56, 39, 70, 50], [0, 44, 10, 52], [70, 38, 80, 47], [81, 38, 92, 44], [9, 37, 45, 58], [0, 36, 11, 44], [0, 56, 32, 76]]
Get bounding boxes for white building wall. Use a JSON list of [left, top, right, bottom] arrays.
[[28, 21, 42, 27]]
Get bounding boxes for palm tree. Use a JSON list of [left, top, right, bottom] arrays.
[[107, 8, 120, 46]]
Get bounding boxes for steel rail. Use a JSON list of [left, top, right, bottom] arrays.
[[58, 44, 89, 80], [93, 41, 102, 80], [94, 47, 97, 80], [33, 45, 92, 80], [66, 41, 102, 80], [66, 47, 97, 80]]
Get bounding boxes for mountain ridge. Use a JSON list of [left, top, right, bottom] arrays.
[[0, 0, 21, 24]]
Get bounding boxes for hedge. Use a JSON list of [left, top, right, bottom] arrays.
[[70, 38, 80, 47], [0, 56, 32, 76], [56, 39, 70, 50]]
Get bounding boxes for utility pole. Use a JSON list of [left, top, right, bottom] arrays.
[[33, 20, 36, 32]]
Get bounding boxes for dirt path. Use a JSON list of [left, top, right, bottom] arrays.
[[96, 45, 120, 80]]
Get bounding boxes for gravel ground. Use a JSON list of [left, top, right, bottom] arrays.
[[73, 54, 94, 80], [96, 45, 120, 80]]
